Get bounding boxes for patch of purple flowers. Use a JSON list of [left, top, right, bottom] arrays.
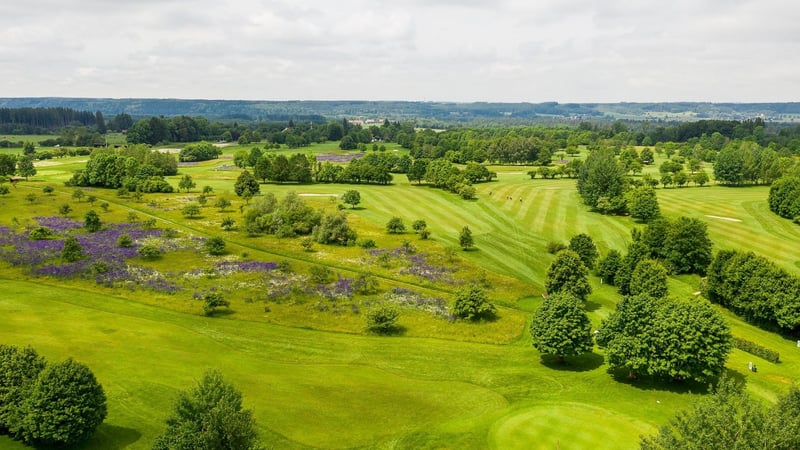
[[317, 277, 354, 301], [216, 260, 278, 274], [34, 216, 84, 234]]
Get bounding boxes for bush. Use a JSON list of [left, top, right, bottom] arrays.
[[117, 234, 134, 248], [358, 239, 377, 249], [202, 292, 230, 316], [28, 227, 53, 241], [204, 236, 226, 256], [452, 284, 496, 321], [386, 217, 406, 234], [137, 244, 162, 259], [366, 303, 401, 334], [732, 337, 780, 363], [62, 236, 85, 262], [546, 241, 567, 254]]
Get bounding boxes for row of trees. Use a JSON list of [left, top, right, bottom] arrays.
[[0, 345, 106, 447], [0, 154, 36, 180], [705, 250, 800, 333]]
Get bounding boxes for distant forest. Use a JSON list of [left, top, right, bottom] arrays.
[[3, 98, 800, 125]]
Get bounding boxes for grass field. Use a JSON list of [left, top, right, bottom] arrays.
[[1, 144, 800, 448]]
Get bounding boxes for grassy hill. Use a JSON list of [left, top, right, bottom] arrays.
[[1, 143, 799, 448]]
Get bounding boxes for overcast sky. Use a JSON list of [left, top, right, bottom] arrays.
[[2, 0, 798, 102]]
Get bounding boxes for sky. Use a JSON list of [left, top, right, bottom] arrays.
[[2, 0, 799, 103]]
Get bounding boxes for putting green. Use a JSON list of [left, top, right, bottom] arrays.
[[489, 403, 655, 450]]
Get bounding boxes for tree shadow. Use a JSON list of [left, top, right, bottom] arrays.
[[584, 300, 602, 312], [67, 424, 141, 450], [540, 352, 604, 372], [607, 367, 715, 394], [367, 325, 408, 337]]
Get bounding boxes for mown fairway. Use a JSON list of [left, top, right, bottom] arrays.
[[2, 145, 800, 448]]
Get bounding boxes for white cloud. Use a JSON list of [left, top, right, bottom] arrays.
[[1, 0, 799, 101]]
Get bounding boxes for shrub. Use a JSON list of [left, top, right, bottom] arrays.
[[358, 239, 377, 249], [202, 292, 230, 316], [61, 236, 85, 262], [386, 217, 406, 234], [117, 234, 134, 248], [137, 244, 162, 259], [366, 303, 401, 334], [452, 284, 496, 321], [204, 236, 226, 256], [28, 227, 53, 241]]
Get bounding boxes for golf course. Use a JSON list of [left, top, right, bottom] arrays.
[[2, 139, 800, 449]]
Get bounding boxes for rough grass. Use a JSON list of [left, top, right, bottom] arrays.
[[2, 143, 800, 448]]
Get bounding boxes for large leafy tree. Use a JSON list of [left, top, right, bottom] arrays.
[[596, 294, 660, 379], [530, 292, 593, 362], [16, 155, 36, 180], [152, 370, 260, 450], [597, 249, 622, 285], [626, 186, 660, 222], [568, 233, 598, 269], [234, 170, 260, 197], [769, 176, 800, 219], [600, 296, 731, 383], [641, 377, 800, 450], [663, 217, 713, 275], [0, 345, 46, 430], [576, 147, 628, 212], [341, 189, 361, 209], [14, 359, 107, 447], [628, 259, 669, 300], [545, 249, 591, 301]]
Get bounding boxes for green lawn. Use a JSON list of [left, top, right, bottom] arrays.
[[2, 144, 800, 448]]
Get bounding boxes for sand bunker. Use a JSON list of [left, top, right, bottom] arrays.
[[705, 215, 742, 222]]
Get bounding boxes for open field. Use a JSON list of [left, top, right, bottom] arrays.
[[1, 144, 800, 448]]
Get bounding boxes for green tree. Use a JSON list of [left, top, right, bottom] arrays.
[[58, 203, 72, 217], [576, 147, 628, 212], [182, 203, 201, 218], [16, 155, 36, 180], [386, 216, 406, 234], [152, 370, 259, 450], [627, 187, 660, 222], [313, 211, 357, 246], [629, 259, 669, 300], [459, 226, 474, 250], [596, 294, 659, 379], [545, 250, 591, 301], [72, 188, 85, 202], [221, 217, 235, 231], [203, 292, 230, 316], [530, 292, 593, 362], [714, 145, 745, 185], [14, 359, 107, 447], [640, 377, 766, 450], [215, 197, 232, 211], [62, 236, 85, 262], [178, 174, 196, 192], [341, 190, 361, 209], [568, 233, 598, 269], [597, 249, 622, 285], [663, 217, 713, 275], [769, 176, 800, 219], [234, 170, 260, 197], [205, 236, 226, 256], [0, 345, 46, 430], [84, 209, 102, 232], [452, 284, 496, 321], [366, 303, 401, 334]]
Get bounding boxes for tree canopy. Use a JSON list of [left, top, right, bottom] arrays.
[[152, 370, 260, 450], [530, 292, 593, 362], [545, 249, 592, 301]]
